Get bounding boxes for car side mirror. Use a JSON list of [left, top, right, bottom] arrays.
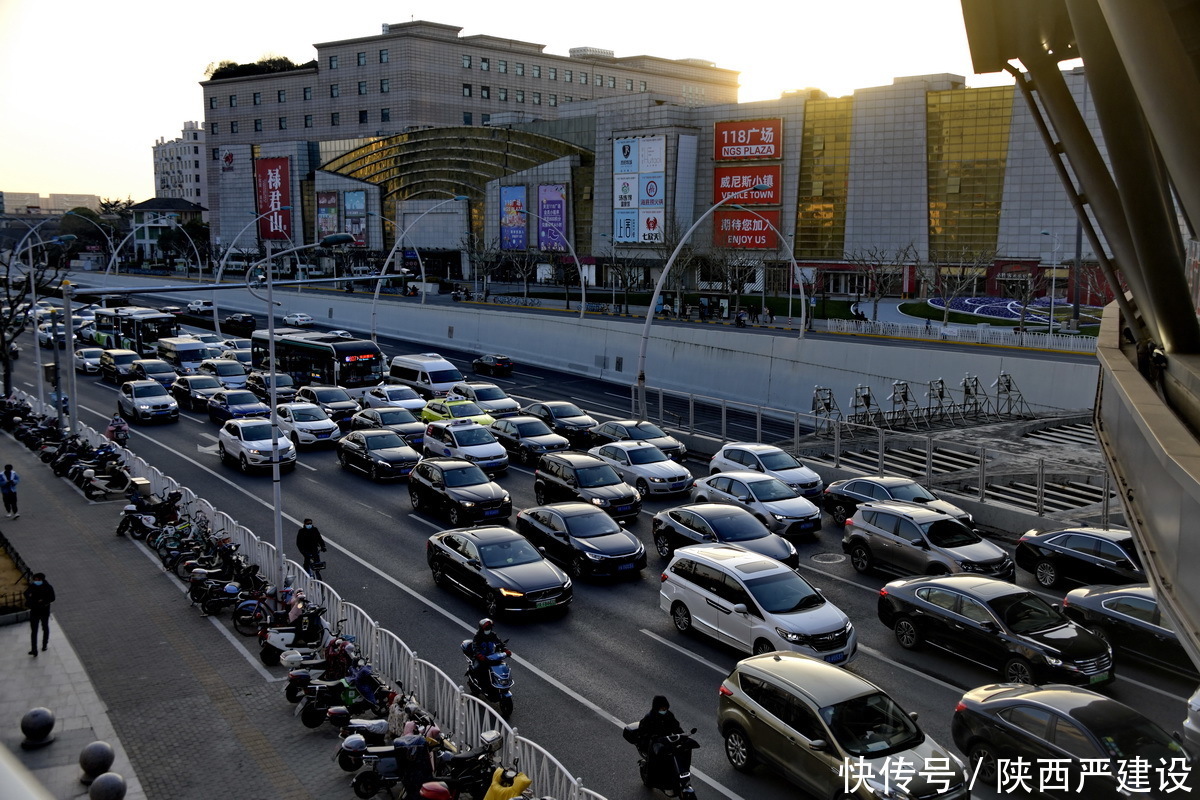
[[689, 727, 698, 735], [1115, 559, 1133, 570], [566, 477, 577, 487], [1052, 603, 1061, 611], [736, 495, 751, 503], [981, 620, 999, 633], [910, 538, 926, 548], [432, 480, 444, 488], [908, 711, 919, 722], [732, 603, 748, 614], [537, 546, 547, 554], [808, 739, 828, 751]]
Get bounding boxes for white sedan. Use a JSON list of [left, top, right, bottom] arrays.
[[328, 329, 355, 339], [587, 441, 693, 497], [282, 312, 314, 326], [361, 384, 426, 412], [217, 418, 297, 473], [74, 347, 103, 373], [275, 402, 343, 447]]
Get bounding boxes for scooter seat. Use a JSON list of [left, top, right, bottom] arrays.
[[348, 719, 389, 735]]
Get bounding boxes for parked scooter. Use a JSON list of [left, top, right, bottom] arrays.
[[295, 660, 393, 728], [333, 697, 428, 771], [622, 723, 700, 799], [258, 604, 335, 666], [351, 729, 502, 800], [282, 633, 358, 703], [461, 638, 514, 719]]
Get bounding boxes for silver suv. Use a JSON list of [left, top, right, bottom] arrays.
[[842, 501, 1013, 579], [718, 652, 968, 799]]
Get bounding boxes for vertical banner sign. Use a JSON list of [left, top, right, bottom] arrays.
[[254, 157, 291, 240], [613, 134, 667, 243], [500, 186, 527, 250], [613, 137, 639, 174], [713, 119, 783, 161], [639, 136, 666, 172], [316, 192, 339, 238], [343, 190, 366, 247], [713, 209, 781, 249], [537, 184, 568, 252]]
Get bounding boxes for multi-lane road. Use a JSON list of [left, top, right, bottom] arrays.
[[13, 323, 1192, 800]]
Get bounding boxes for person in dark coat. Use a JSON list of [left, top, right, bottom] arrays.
[[1, 464, 19, 518], [296, 519, 327, 577], [24, 572, 55, 656], [638, 695, 685, 785]]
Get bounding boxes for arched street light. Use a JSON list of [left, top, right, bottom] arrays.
[[210, 206, 293, 337], [516, 207, 586, 319], [63, 211, 116, 273], [244, 232, 354, 593], [731, 204, 807, 338], [9, 234, 77, 417], [1040, 230, 1061, 334], [635, 183, 769, 420], [148, 213, 205, 281]]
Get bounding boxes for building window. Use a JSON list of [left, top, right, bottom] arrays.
[[358, 81, 367, 95], [210, 122, 218, 135], [481, 85, 490, 99], [211, 147, 219, 160], [516, 90, 524, 103], [595, 74, 603, 86], [330, 84, 340, 98], [463, 84, 472, 97], [481, 113, 490, 125], [579, 72, 588, 84], [331, 112, 340, 126], [279, 117, 287, 130], [480, 57, 489, 71], [462, 54, 471, 68], [549, 67, 557, 81], [463, 112, 472, 125], [380, 79, 390, 93], [359, 109, 368, 124], [515, 62, 524, 76], [230, 120, 239, 133], [549, 94, 557, 107], [329, 55, 338, 69], [379, 48, 389, 63], [304, 114, 313, 128], [498, 88, 508, 101], [253, 92, 262, 105], [498, 60, 507, 73], [607, 76, 616, 88], [565, 96, 573, 103], [564, 69, 572, 82], [209, 96, 217, 109], [640, 81, 647, 92], [253, 118, 263, 131], [533, 92, 540, 105], [625, 78, 633, 91], [357, 51, 366, 67], [278, 90, 286, 103], [304, 86, 313, 100], [532, 65, 541, 78], [381, 108, 391, 122], [229, 95, 237, 107], [193, 145, 199, 153]]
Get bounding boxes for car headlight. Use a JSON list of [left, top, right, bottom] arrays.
[[501, 493, 510, 503], [460, 501, 476, 508], [591, 497, 609, 506], [785, 541, 797, 555], [649, 476, 666, 483], [136, 403, 152, 410], [775, 627, 810, 644], [562, 577, 572, 590], [772, 513, 787, 521], [585, 552, 604, 561], [374, 459, 391, 466], [1044, 655, 1063, 667], [865, 778, 911, 800], [498, 588, 524, 598]]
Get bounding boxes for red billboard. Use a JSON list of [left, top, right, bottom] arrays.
[[714, 119, 783, 161], [714, 165, 781, 205], [254, 157, 291, 240], [713, 209, 781, 249]]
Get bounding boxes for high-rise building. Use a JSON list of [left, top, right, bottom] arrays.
[[153, 122, 208, 216]]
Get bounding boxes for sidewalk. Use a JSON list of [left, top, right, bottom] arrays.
[[0, 436, 350, 799]]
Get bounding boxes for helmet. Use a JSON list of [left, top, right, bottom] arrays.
[[477, 618, 493, 632]]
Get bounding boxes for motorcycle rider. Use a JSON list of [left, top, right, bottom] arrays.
[[638, 695, 684, 786], [468, 618, 508, 689], [105, 413, 129, 444]]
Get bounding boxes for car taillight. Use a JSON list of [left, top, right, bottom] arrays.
[[718, 685, 733, 697], [660, 572, 669, 583], [879, 587, 888, 597], [955, 701, 967, 712]]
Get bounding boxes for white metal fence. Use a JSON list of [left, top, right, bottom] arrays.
[[827, 318, 1097, 353]]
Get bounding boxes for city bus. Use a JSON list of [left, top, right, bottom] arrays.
[[91, 307, 181, 356], [250, 328, 385, 398]]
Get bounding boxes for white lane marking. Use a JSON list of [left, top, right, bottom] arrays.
[[199, 432, 218, 442], [640, 629, 725, 674], [856, 643, 965, 692], [297, 461, 317, 472], [181, 413, 205, 423]]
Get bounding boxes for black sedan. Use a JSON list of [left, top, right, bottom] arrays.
[[426, 526, 572, 617], [336, 429, 421, 481], [207, 390, 270, 423], [350, 407, 426, 447], [245, 371, 297, 404], [952, 683, 1190, 799], [878, 574, 1114, 687], [1015, 526, 1143, 588], [588, 419, 686, 460], [516, 502, 646, 579], [650, 503, 798, 567], [471, 353, 514, 377], [409, 457, 511, 526], [1062, 583, 1197, 678], [521, 401, 597, 444], [171, 375, 223, 411], [223, 312, 257, 336]]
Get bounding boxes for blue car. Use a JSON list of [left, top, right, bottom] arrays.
[[207, 389, 270, 423]]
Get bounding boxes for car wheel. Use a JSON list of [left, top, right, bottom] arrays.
[[483, 592, 501, 618], [849, 543, 873, 574], [534, 484, 546, 505], [830, 503, 851, 525], [671, 602, 692, 632], [894, 616, 922, 650], [1034, 558, 1059, 588], [217, 443, 228, 463], [752, 639, 774, 656], [654, 532, 672, 559], [723, 725, 756, 772], [1086, 624, 1111, 647], [337, 451, 348, 469], [1004, 657, 1035, 684], [448, 506, 463, 527], [926, 563, 951, 576], [635, 479, 649, 497], [290, 432, 300, 449], [519, 447, 535, 466], [692, 494, 708, 504], [409, 489, 422, 510], [709, 467, 721, 476], [430, 560, 448, 587], [568, 556, 587, 580], [239, 454, 251, 473], [968, 741, 999, 785]]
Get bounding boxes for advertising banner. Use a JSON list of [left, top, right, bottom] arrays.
[[714, 119, 783, 161], [613, 138, 639, 174], [713, 164, 781, 205], [713, 209, 781, 249], [254, 157, 291, 240], [343, 190, 366, 246], [316, 192, 339, 238], [500, 186, 527, 250], [639, 136, 665, 172], [638, 210, 663, 244], [639, 173, 665, 208], [614, 210, 638, 243], [614, 174, 636, 210], [537, 184, 568, 252]]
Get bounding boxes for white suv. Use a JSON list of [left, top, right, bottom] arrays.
[[217, 418, 297, 473], [361, 384, 426, 412], [709, 443, 824, 499], [423, 419, 509, 472], [659, 543, 856, 663], [447, 381, 521, 417], [276, 402, 343, 447]]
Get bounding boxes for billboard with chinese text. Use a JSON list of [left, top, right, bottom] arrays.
[[343, 190, 366, 247], [254, 157, 291, 240], [713, 119, 783, 161], [316, 192, 339, 238], [537, 184, 568, 252], [713, 164, 781, 205], [612, 135, 666, 243], [713, 209, 780, 249], [500, 186, 527, 250]]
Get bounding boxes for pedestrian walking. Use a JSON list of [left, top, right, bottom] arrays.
[[24, 572, 54, 656], [296, 518, 327, 578], [0, 464, 18, 518], [765, 306, 774, 325], [750, 306, 760, 323]]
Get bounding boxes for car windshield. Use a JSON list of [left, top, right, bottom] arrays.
[[745, 571, 824, 613], [449, 402, 484, 418], [626, 422, 666, 439], [313, 388, 351, 403], [988, 592, 1068, 634], [198, 346, 225, 360], [455, 428, 495, 446], [515, 420, 552, 436], [553, 403, 585, 418], [709, 511, 769, 542], [564, 512, 622, 538], [1084, 711, 1186, 762], [442, 466, 489, 487], [748, 478, 799, 502], [226, 391, 258, 405], [385, 387, 419, 400], [429, 368, 464, 383], [292, 408, 328, 422], [143, 363, 173, 374], [241, 423, 273, 440], [78, 349, 103, 358], [627, 447, 669, 465], [479, 539, 542, 569], [473, 387, 507, 401], [114, 354, 136, 365], [820, 692, 924, 757], [213, 362, 244, 376], [133, 384, 168, 398], [366, 433, 405, 450], [889, 482, 937, 502], [189, 376, 222, 390], [261, 374, 294, 388], [377, 409, 417, 424], [921, 519, 981, 548], [576, 465, 621, 488], [758, 450, 803, 470]]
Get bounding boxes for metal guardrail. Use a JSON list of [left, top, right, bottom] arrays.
[[827, 318, 1097, 353]]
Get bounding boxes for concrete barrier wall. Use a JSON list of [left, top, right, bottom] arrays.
[[94, 277, 1099, 414]]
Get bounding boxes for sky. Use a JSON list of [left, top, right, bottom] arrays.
[[0, 0, 1011, 202]]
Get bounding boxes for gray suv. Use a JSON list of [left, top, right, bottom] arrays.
[[718, 652, 968, 800]]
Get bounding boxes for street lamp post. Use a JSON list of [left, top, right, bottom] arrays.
[[636, 183, 768, 420], [7, 232, 76, 409], [150, 213, 204, 281], [1040, 230, 1061, 335], [731, 206, 807, 338], [245, 232, 354, 593], [63, 211, 116, 274], [517, 208, 586, 319]]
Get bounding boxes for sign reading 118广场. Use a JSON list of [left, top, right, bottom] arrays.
[[714, 119, 783, 161]]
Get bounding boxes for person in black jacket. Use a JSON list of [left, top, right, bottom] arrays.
[[24, 572, 55, 656], [638, 695, 685, 786], [296, 519, 327, 577]]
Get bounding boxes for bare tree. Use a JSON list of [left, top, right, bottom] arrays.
[[460, 232, 502, 295], [0, 238, 74, 395], [643, 217, 703, 315], [503, 250, 544, 298], [1001, 264, 1048, 344], [706, 246, 763, 317], [843, 244, 917, 321], [916, 246, 998, 326], [602, 242, 647, 314]]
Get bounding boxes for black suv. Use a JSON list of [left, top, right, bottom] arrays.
[[245, 371, 297, 404], [533, 451, 642, 522], [408, 457, 512, 526], [295, 385, 360, 428], [223, 313, 257, 336]]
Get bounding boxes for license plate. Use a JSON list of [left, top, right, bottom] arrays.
[[616, 505, 631, 512], [1089, 672, 1109, 684], [536, 599, 557, 608], [670, 482, 686, 490], [825, 652, 847, 664], [483, 509, 500, 517], [617, 563, 636, 571], [316, 432, 329, 439]]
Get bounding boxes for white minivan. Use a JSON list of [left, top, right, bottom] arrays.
[[388, 353, 463, 399]]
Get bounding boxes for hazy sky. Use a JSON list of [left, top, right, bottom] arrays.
[[0, 0, 1009, 201]]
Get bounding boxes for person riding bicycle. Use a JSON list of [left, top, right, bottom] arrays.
[[468, 618, 508, 687], [296, 518, 327, 578], [106, 414, 130, 443]]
